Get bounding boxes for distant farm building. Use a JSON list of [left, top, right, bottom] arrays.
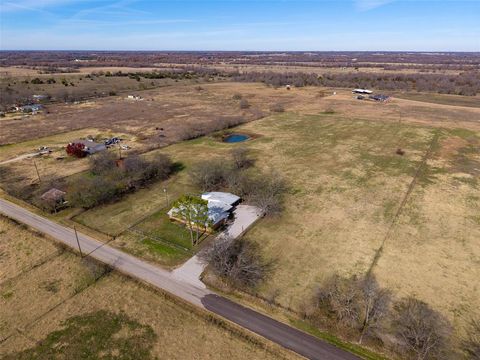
[[69, 139, 107, 155], [16, 104, 43, 113], [168, 192, 241, 231], [32, 94, 48, 102], [127, 95, 143, 100], [369, 94, 390, 102], [352, 89, 373, 94]]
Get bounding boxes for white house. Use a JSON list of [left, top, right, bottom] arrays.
[[168, 192, 241, 230], [352, 89, 373, 94]]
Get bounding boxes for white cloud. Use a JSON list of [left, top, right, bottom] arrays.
[[354, 0, 395, 11], [0, 0, 86, 13]]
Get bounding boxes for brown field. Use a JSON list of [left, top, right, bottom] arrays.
[[125, 88, 478, 346], [1, 81, 479, 356], [0, 216, 297, 359]]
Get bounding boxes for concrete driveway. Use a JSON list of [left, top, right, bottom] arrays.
[[172, 205, 263, 288]]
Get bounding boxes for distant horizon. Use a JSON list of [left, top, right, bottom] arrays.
[[1, 0, 479, 52], [1, 50, 479, 54]]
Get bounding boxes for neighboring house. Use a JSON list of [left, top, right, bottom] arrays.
[[70, 139, 107, 155], [352, 89, 373, 94], [16, 104, 43, 113], [32, 94, 48, 102], [168, 192, 241, 230]]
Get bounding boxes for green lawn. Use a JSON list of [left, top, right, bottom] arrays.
[[74, 171, 195, 236]]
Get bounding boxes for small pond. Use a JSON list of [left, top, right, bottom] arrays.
[[223, 134, 250, 143]]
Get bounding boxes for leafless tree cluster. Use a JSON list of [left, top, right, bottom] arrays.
[[200, 236, 270, 288], [391, 297, 452, 360], [68, 152, 173, 208], [3, 51, 478, 71], [314, 274, 391, 343], [234, 70, 480, 95], [177, 116, 249, 141], [189, 149, 286, 215], [312, 274, 454, 359]]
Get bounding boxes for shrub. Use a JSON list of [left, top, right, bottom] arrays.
[[66, 143, 87, 158], [239, 98, 250, 109], [90, 151, 117, 175], [232, 93, 242, 100], [270, 103, 285, 113], [231, 147, 254, 169]]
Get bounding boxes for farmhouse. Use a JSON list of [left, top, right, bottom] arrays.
[[16, 104, 43, 113], [168, 192, 240, 230], [69, 139, 107, 155], [352, 89, 373, 94], [127, 95, 143, 100]]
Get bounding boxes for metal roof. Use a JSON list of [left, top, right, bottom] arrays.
[[201, 192, 240, 206]]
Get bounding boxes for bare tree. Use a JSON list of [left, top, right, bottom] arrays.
[[239, 98, 250, 109], [315, 274, 361, 327], [231, 147, 254, 169], [201, 237, 269, 288], [243, 171, 287, 215], [90, 151, 117, 175], [313, 273, 391, 344], [358, 275, 391, 343], [391, 297, 452, 360], [189, 159, 230, 191], [462, 317, 480, 359]]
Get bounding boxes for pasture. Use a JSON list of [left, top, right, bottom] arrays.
[[1, 81, 479, 349], [146, 93, 480, 337]]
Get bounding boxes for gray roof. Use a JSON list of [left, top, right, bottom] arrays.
[[71, 139, 106, 154], [201, 192, 240, 206], [40, 188, 66, 202]]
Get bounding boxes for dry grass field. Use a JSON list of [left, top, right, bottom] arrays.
[[1, 81, 479, 355], [130, 89, 479, 339], [0, 216, 298, 360]]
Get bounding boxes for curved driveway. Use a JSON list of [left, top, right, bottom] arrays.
[[0, 198, 359, 360]]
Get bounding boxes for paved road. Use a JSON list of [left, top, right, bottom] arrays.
[[0, 198, 359, 360]]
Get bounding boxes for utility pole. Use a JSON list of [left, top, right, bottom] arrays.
[[33, 159, 41, 183], [163, 188, 169, 207], [74, 226, 83, 258]]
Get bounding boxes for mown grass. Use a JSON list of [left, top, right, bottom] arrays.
[[74, 170, 195, 236]]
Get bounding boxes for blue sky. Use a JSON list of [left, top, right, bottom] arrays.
[[1, 0, 479, 51]]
